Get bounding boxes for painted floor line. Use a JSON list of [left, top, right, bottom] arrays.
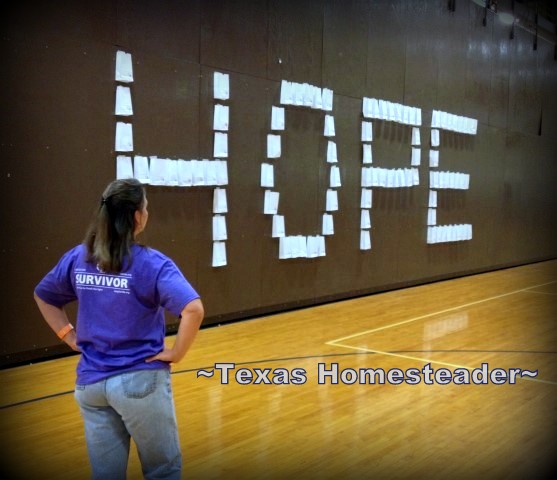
[[327, 342, 557, 385], [326, 280, 557, 345]]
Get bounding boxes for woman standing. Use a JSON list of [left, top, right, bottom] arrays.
[[34, 178, 204, 479]]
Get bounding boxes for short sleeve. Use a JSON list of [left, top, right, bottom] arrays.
[[34, 248, 79, 308], [156, 259, 200, 317]]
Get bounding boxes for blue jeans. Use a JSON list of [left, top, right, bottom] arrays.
[[75, 369, 181, 480]]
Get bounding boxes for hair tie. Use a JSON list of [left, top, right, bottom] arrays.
[[100, 197, 107, 206]]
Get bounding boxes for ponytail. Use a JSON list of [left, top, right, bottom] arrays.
[[84, 179, 145, 273]]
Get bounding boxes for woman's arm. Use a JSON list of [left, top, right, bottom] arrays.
[[146, 298, 204, 364], [34, 293, 80, 352]]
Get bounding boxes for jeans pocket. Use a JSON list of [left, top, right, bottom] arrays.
[[74, 384, 85, 405], [122, 370, 158, 399]]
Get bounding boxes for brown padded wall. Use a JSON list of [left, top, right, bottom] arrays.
[[267, 0, 323, 86], [1, 0, 556, 366]]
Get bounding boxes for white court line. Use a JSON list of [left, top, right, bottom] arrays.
[[326, 280, 557, 345], [329, 343, 557, 385], [325, 279, 557, 386], [523, 290, 557, 296]]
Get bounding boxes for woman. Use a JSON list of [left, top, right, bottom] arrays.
[[34, 178, 204, 480]]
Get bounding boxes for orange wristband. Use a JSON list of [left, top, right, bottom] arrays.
[[57, 324, 74, 340]]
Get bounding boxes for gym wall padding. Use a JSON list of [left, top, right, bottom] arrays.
[[1, 0, 556, 366]]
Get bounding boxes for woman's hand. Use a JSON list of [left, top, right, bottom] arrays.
[[146, 299, 204, 364], [64, 331, 81, 352], [146, 347, 177, 363]]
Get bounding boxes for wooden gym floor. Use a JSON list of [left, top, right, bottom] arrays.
[[1, 260, 556, 479]]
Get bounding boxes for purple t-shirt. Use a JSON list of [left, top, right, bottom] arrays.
[[35, 244, 200, 384]]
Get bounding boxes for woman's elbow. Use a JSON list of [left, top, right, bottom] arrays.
[[185, 298, 204, 321]]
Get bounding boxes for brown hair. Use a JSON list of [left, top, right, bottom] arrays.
[[84, 178, 146, 273]]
